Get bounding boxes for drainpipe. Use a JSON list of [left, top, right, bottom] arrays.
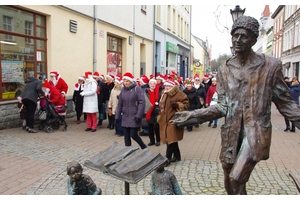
[[132, 5, 135, 76], [93, 5, 97, 73], [153, 5, 156, 76]]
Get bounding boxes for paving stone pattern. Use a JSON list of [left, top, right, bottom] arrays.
[[0, 105, 300, 195]]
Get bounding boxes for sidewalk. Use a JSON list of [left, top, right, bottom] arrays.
[[0, 104, 300, 195]]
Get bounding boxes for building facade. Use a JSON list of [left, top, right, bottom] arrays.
[[281, 5, 300, 78], [271, 5, 284, 59], [0, 5, 154, 129], [153, 5, 191, 79]]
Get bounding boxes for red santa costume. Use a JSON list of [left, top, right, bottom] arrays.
[[49, 71, 68, 95], [43, 80, 66, 116]]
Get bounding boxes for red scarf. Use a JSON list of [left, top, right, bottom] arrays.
[[146, 85, 160, 121]]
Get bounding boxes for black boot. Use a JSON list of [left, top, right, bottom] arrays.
[[290, 125, 296, 132], [107, 116, 111, 128], [284, 126, 290, 132]]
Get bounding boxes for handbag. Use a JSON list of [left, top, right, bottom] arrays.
[[143, 92, 153, 114], [38, 109, 47, 121], [99, 104, 107, 120], [134, 86, 153, 114], [210, 92, 218, 106], [141, 118, 148, 129]]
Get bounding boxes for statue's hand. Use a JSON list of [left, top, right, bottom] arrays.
[[170, 111, 195, 124]]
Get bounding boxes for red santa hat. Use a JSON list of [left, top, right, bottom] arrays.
[[212, 77, 217, 81], [156, 74, 165, 81], [194, 74, 200, 80], [93, 72, 100, 78], [78, 76, 85, 81], [164, 79, 175, 87], [203, 74, 208, 79], [49, 71, 58, 79], [171, 71, 177, 76], [43, 80, 51, 89], [99, 74, 105, 80], [122, 72, 134, 82], [106, 74, 115, 80], [149, 78, 157, 85], [150, 74, 155, 79], [140, 75, 149, 85], [114, 75, 122, 84], [85, 71, 92, 78]]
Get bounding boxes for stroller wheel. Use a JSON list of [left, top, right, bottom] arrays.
[[38, 124, 45, 130], [45, 126, 53, 133], [53, 122, 60, 130]]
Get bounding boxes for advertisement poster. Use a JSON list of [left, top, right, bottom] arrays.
[[1, 60, 24, 83], [107, 52, 122, 76]]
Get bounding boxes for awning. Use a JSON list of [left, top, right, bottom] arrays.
[[84, 142, 167, 184]]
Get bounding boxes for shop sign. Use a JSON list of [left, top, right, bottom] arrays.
[[166, 42, 179, 54]]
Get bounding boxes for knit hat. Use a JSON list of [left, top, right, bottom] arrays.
[[174, 76, 179, 85], [49, 71, 58, 79], [43, 80, 51, 89], [106, 74, 115, 80], [114, 75, 122, 84], [78, 76, 85, 81], [164, 79, 175, 87], [122, 72, 134, 82], [85, 71, 92, 78], [140, 75, 149, 85], [93, 72, 100, 78], [231, 15, 260, 38]]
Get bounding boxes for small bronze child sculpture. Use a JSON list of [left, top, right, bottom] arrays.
[[67, 161, 102, 195], [148, 162, 182, 195]]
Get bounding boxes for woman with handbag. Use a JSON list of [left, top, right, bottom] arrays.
[[115, 72, 147, 149], [157, 79, 189, 165], [145, 78, 162, 146], [108, 75, 123, 135]]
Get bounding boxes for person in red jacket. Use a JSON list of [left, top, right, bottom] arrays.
[[49, 71, 68, 96], [43, 80, 66, 116], [205, 78, 218, 128]]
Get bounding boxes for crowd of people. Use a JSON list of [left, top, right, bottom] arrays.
[[19, 69, 219, 165]]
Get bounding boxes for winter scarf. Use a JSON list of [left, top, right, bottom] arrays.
[[146, 85, 160, 121]]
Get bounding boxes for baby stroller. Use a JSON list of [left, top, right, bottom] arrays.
[[38, 97, 67, 133]]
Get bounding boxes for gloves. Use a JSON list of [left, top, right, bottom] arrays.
[[169, 100, 179, 108], [80, 92, 84, 96], [115, 119, 120, 124], [134, 117, 141, 123]]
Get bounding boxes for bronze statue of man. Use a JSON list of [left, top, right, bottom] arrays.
[[171, 15, 300, 195]]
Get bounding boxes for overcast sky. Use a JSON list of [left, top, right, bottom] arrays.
[[191, 4, 278, 60]]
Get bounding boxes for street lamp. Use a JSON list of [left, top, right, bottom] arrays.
[[230, 5, 246, 22]]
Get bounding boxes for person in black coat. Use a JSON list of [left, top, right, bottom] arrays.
[[105, 74, 115, 128], [145, 78, 162, 146], [21, 76, 45, 133], [202, 74, 212, 95], [183, 80, 201, 132], [72, 76, 86, 124], [93, 73, 107, 126]]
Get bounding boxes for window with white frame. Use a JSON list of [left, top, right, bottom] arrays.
[[295, 22, 300, 47], [156, 5, 161, 24], [3, 15, 14, 41], [25, 21, 34, 44], [284, 27, 293, 51]]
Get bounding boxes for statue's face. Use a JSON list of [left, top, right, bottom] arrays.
[[69, 167, 82, 181], [232, 28, 256, 54]]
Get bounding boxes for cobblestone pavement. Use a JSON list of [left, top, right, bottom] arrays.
[[0, 105, 300, 195]]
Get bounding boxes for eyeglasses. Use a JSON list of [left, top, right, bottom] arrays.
[[195, 79, 200, 81]]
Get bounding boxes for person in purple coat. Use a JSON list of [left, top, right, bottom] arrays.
[[115, 72, 147, 149]]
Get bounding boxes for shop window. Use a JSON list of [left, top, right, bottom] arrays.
[[0, 5, 47, 100], [107, 35, 122, 76]]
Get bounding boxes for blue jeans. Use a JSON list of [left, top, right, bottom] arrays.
[[122, 127, 147, 149]]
